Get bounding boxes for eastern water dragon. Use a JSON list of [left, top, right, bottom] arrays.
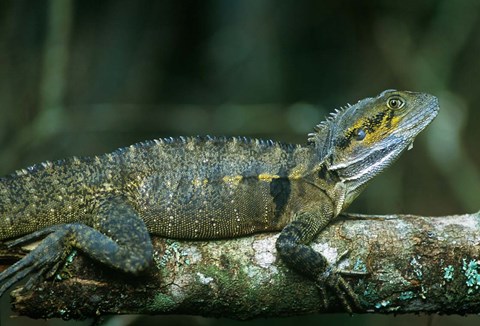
[[0, 90, 439, 312]]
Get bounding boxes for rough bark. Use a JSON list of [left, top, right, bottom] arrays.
[[2, 212, 480, 320]]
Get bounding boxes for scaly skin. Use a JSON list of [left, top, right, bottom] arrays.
[[0, 90, 439, 312]]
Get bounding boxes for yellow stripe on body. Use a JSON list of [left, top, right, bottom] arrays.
[[192, 178, 208, 187], [258, 173, 280, 182], [222, 175, 243, 185]]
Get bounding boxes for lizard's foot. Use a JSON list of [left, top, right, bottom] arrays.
[[316, 250, 366, 313], [316, 265, 363, 313], [0, 227, 70, 297]]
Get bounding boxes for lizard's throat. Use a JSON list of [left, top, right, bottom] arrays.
[[328, 140, 407, 206]]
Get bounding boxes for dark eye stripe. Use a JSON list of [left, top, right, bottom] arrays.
[[364, 111, 386, 132], [336, 111, 389, 148]]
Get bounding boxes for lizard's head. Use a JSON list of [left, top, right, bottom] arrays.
[[309, 90, 439, 212]]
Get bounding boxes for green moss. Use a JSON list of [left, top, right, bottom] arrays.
[[195, 263, 283, 318], [361, 281, 381, 307], [410, 256, 423, 280], [443, 265, 454, 282], [56, 250, 78, 280], [374, 300, 391, 309], [200, 264, 234, 286], [353, 257, 367, 273], [398, 291, 415, 301], [462, 259, 480, 292], [150, 292, 177, 312], [65, 250, 77, 263], [154, 241, 180, 269]]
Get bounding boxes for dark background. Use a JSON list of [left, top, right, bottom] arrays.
[[0, 0, 479, 325]]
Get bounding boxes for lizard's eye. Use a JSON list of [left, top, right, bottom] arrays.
[[355, 128, 366, 141], [387, 96, 405, 109]]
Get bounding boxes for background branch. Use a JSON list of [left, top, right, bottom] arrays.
[[2, 212, 480, 320]]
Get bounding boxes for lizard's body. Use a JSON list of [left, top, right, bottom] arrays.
[[0, 137, 318, 240], [0, 90, 439, 311]]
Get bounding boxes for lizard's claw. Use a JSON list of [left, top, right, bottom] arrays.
[[315, 251, 366, 313], [0, 229, 68, 297], [315, 265, 362, 313]]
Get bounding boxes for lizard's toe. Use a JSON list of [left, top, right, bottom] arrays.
[[0, 229, 69, 296], [316, 266, 362, 312], [315, 282, 329, 309]]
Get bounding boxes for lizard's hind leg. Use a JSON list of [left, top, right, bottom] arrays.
[[0, 196, 153, 296]]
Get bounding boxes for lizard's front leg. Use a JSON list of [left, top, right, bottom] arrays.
[[0, 196, 153, 296], [275, 207, 362, 312]]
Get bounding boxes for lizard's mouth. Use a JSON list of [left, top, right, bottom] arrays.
[[395, 99, 438, 154], [401, 99, 439, 139]]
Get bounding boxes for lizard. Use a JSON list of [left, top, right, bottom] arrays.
[[0, 90, 439, 312]]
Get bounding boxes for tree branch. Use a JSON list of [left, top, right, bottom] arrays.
[[3, 212, 480, 320]]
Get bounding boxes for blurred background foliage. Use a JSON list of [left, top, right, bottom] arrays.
[[0, 0, 479, 325]]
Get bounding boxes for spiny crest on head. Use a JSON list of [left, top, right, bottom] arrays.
[[307, 103, 353, 144]]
